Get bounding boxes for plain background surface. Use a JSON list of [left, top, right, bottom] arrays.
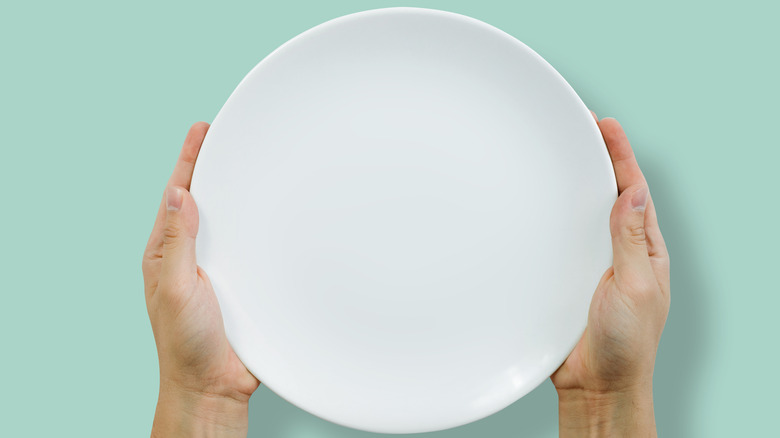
[[1, 0, 777, 436]]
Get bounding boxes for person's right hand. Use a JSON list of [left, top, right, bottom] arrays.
[[551, 114, 670, 437]]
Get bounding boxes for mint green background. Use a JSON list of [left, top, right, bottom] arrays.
[[1, 0, 777, 436]]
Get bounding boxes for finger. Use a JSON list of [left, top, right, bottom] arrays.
[[609, 184, 655, 288], [598, 117, 645, 194], [158, 186, 200, 294], [144, 122, 209, 258], [598, 117, 668, 270], [590, 109, 598, 123], [169, 121, 209, 190]]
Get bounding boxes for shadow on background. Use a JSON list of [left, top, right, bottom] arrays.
[[641, 153, 711, 437], [248, 380, 557, 438]]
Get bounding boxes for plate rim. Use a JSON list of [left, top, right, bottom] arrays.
[[193, 6, 615, 434]]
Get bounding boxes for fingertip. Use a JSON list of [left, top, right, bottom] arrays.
[[187, 121, 209, 144], [190, 121, 210, 133], [183, 121, 209, 142], [598, 117, 622, 135], [182, 122, 210, 153], [171, 123, 210, 189]]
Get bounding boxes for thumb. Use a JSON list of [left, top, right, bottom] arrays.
[[609, 184, 654, 284], [160, 186, 199, 286]]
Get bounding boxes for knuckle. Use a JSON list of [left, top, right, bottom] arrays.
[[142, 245, 160, 263], [162, 224, 181, 248], [623, 224, 647, 247], [141, 250, 158, 274]]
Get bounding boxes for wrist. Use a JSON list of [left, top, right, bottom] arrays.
[[556, 384, 656, 437], [152, 382, 250, 438]]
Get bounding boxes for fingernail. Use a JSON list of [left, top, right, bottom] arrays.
[[167, 187, 182, 211], [632, 187, 648, 211]]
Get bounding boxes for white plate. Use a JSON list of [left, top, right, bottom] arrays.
[[191, 7, 616, 434]]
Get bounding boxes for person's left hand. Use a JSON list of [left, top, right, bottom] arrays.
[[142, 122, 259, 437]]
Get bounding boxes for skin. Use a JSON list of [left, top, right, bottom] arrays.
[[142, 114, 669, 437], [551, 112, 670, 437], [142, 123, 258, 438]]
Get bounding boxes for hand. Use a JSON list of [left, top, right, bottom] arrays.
[[551, 114, 670, 437], [142, 122, 260, 437]]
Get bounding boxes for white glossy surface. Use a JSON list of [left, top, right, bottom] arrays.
[[190, 7, 616, 434]]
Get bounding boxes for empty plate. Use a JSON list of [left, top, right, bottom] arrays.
[[190, 7, 616, 434]]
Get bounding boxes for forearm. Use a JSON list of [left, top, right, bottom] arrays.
[[151, 384, 250, 438], [557, 386, 656, 438]]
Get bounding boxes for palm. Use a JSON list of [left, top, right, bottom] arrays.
[[553, 268, 657, 391], [147, 267, 251, 391]]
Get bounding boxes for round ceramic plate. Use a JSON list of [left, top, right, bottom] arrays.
[[190, 7, 616, 434]]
